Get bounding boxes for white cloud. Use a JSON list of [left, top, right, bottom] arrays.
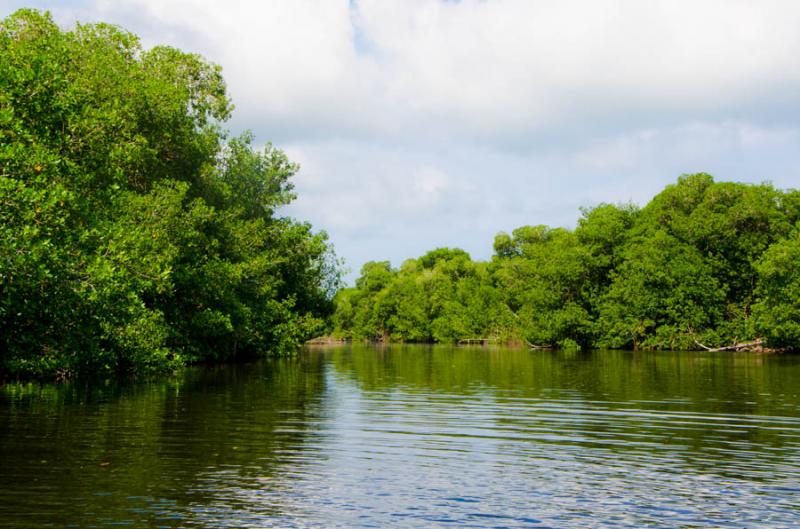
[[413, 167, 448, 198], [281, 120, 800, 279], [4, 1, 800, 281], [34, 0, 797, 145]]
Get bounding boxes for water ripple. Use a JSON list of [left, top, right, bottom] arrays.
[[2, 348, 800, 528]]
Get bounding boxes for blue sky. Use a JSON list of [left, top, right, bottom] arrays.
[[4, 1, 800, 281]]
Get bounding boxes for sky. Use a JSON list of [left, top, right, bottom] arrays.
[[4, 0, 800, 282]]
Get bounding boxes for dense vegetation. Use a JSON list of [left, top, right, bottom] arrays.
[[2, 10, 798, 380], [332, 174, 800, 351], [0, 10, 339, 378]]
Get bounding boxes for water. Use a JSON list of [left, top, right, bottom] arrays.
[[2, 346, 799, 528]]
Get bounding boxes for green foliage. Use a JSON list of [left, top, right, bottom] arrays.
[[752, 226, 800, 349], [597, 230, 724, 349], [333, 251, 514, 344], [333, 176, 800, 352], [493, 227, 593, 347], [0, 10, 339, 378], [576, 202, 639, 283], [640, 174, 791, 309]]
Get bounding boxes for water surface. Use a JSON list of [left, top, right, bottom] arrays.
[[2, 346, 799, 528]]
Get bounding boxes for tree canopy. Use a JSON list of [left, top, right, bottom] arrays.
[[0, 10, 339, 378], [332, 174, 800, 352]]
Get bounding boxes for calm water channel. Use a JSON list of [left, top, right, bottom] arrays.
[[1, 346, 799, 528]]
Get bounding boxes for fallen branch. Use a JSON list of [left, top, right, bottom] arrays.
[[693, 338, 713, 351], [694, 338, 764, 352]]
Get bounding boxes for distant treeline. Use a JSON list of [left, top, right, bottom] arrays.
[[0, 11, 339, 378], [332, 174, 800, 351]]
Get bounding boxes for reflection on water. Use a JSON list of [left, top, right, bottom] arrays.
[[1, 346, 799, 528]]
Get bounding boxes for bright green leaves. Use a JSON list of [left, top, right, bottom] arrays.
[[333, 252, 515, 344], [0, 9, 230, 197], [597, 230, 725, 350], [493, 227, 593, 348], [0, 10, 339, 378], [753, 226, 800, 349], [142, 45, 232, 126], [333, 175, 800, 352], [215, 133, 298, 219]]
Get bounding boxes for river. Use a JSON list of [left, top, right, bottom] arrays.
[[1, 345, 799, 528]]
